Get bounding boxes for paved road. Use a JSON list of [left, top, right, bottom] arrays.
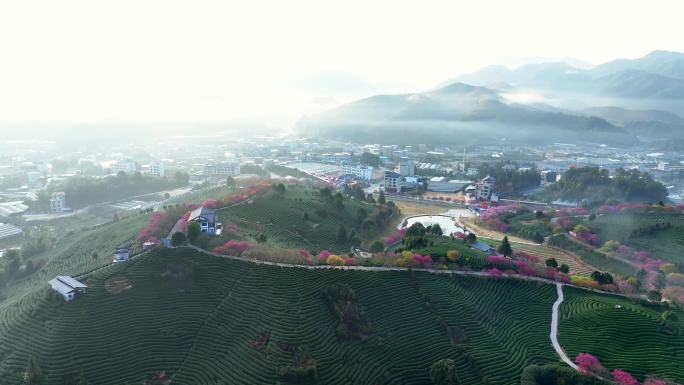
[[551, 283, 579, 370]]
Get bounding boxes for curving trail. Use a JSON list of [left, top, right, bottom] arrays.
[[550, 283, 578, 370]]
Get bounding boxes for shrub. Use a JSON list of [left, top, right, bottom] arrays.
[[326, 255, 345, 266], [446, 250, 460, 262], [430, 358, 459, 385]]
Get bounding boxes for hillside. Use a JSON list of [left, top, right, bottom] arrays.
[[1, 248, 681, 384], [210, 185, 396, 253], [298, 83, 624, 145]]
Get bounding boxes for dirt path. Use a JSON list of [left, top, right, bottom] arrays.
[[550, 283, 579, 370], [185, 245, 636, 300]]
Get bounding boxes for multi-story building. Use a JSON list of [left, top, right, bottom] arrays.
[[475, 175, 495, 200], [321, 153, 352, 164], [398, 159, 415, 177], [49, 192, 66, 213], [111, 160, 137, 174], [142, 162, 165, 177], [340, 162, 374, 181], [383, 171, 404, 192], [465, 175, 496, 202], [204, 162, 240, 177]]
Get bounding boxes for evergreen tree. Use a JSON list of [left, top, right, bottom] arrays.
[[497, 236, 513, 257], [337, 224, 347, 243], [171, 231, 186, 246], [378, 190, 386, 205], [187, 221, 201, 242], [430, 358, 459, 385]]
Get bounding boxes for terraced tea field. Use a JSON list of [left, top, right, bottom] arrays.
[[559, 287, 684, 383], [0, 248, 560, 385], [217, 186, 389, 252], [482, 238, 594, 275], [0, 214, 149, 305], [589, 212, 684, 263], [548, 235, 638, 278]]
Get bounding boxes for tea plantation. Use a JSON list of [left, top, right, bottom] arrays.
[[217, 186, 394, 252], [559, 287, 684, 383], [0, 248, 560, 385], [589, 212, 684, 263]]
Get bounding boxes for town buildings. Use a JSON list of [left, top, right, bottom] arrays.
[[204, 162, 240, 177], [398, 159, 415, 177], [111, 160, 138, 174], [49, 192, 67, 213], [383, 171, 404, 192], [340, 162, 374, 181]]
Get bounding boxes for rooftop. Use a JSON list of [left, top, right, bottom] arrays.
[[48, 276, 87, 296], [0, 201, 28, 217], [189, 206, 217, 222]]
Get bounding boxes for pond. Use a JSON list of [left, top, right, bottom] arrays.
[[400, 215, 465, 236]]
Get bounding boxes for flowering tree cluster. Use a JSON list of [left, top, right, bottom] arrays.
[[571, 225, 601, 246], [575, 353, 605, 374], [612, 369, 639, 385], [480, 204, 522, 232], [298, 249, 313, 265], [574, 353, 670, 385], [136, 206, 191, 244], [484, 267, 503, 279], [662, 286, 684, 306], [383, 228, 406, 247], [212, 240, 250, 255], [395, 251, 433, 268], [486, 255, 569, 282], [136, 212, 167, 243]]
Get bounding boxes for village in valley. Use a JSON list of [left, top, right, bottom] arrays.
[[0, 132, 681, 385], [2, 4, 684, 382]]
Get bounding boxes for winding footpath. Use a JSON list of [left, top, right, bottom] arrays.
[[550, 283, 579, 370]]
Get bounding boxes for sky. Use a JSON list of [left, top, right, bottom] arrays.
[[1, 0, 683, 124]]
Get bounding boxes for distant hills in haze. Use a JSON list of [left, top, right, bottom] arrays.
[[448, 50, 684, 99], [299, 50, 684, 146]]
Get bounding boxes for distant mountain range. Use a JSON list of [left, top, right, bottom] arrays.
[[447, 50, 684, 100], [299, 50, 684, 146]]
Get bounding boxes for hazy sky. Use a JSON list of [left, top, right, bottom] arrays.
[[1, 0, 683, 123]]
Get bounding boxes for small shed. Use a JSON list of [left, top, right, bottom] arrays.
[[471, 241, 497, 255], [113, 248, 130, 262], [48, 276, 87, 301]]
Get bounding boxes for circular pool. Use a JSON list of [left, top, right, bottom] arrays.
[[400, 215, 464, 236]]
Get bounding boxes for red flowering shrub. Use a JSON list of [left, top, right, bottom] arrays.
[[575, 353, 604, 374], [612, 369, 639, 385], [212, 240, 249, 255]]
